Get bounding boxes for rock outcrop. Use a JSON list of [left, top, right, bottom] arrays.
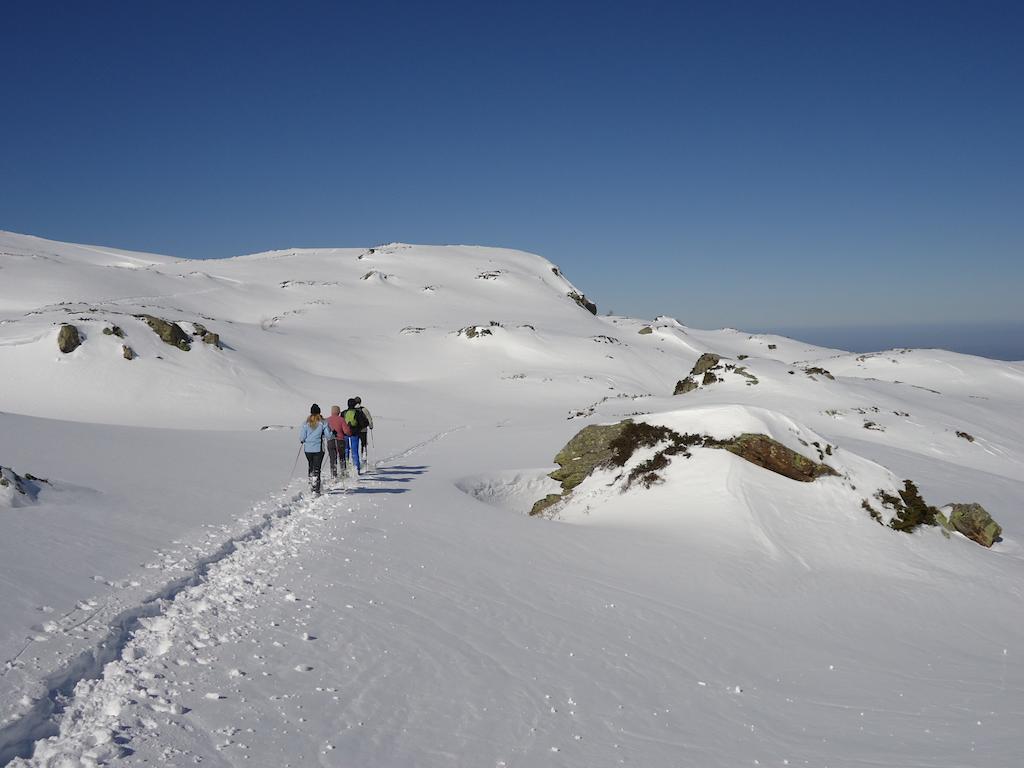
[[690, 353, 721, 376], [567, 291, 598, 315], [717, 434, 838, 482], [673, 377, 698, 395], [946, 503, 1002, 547], [530, 420, 838, 514], [137, 315, 191, 351], [57, 324, 81, 353], [529, 422, 630, 515]]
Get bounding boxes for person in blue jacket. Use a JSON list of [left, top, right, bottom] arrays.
[[299, 403, 334, 494]]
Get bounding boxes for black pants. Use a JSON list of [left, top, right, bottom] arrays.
[[327, 439, 345, 476], [305, 451, 324, 493], [359, 430, 369, 457]]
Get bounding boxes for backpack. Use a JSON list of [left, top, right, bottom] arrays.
[[344, 408, 368, 432]]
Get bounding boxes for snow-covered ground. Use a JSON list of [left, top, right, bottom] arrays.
[[1, 230, 1022, 766]]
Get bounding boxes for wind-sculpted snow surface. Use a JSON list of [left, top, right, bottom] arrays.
[[2, 230, 1023, 766]]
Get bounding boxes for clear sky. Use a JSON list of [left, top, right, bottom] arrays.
[[2, 0, 1022, 331]]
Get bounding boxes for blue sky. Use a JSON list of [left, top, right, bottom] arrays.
[[2, 0, 1022, 330]]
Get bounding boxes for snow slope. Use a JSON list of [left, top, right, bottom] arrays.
[[1, 230, 1022, 766]]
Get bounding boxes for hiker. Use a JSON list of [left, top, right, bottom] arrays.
[[354, 396, 373, 459], [342, 398, 365, 475], [299, 403, 335, 494], [325, 404, 351, 479]]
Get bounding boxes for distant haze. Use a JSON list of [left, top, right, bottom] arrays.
[[750, 323, 1024, 362]]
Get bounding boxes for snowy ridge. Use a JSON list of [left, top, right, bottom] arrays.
[[2, 231, 1023, 766]]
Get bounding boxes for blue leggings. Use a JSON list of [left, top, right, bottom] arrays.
[[345, 435, 361, 472]]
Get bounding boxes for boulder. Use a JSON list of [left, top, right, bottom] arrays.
[[948, 503, 1002, 547], [690, 353, 721, 376], [702, 371, 718, 385], [673, 377, 698, 395], [716, 434, 839, 482], [549, 422, 631, 492], [202, 332, 220, 347], [638, 326, 653, 335], [529, 494, 563, 517], [137, 315, 191, 351], [567, 291, 598, 315], [57, 324, 82, 353], [102, 325, 125, 338], [122, 345, 136, 360]]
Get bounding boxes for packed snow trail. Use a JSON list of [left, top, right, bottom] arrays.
[[3, 427, 460, 766]]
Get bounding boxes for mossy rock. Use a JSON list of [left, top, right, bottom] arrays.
[[673, 377, 698, 395], [530, 494, 563, 517], [690, 353, 721, 376], [57, 324, 81, 353], [549, 422, 631, 492], [136, 315, 191, 351], [717, 434, 839, 482], [102, 325, 125, 338], [638, 326, 653, 335], [948, 503, 1002, 547]]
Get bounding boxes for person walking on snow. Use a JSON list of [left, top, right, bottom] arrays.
[[342, 398, 365, 475], [299, 404, 335, 494], [354, 396, 373, 459], [325, 404, 351, 479]]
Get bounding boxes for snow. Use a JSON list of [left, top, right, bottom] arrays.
[[1, 230, 1023, 766]]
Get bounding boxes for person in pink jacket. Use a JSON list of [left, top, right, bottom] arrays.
[[325, 405, 352, 479]]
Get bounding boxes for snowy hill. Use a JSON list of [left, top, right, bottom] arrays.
[[1, 230, 1022, 766]]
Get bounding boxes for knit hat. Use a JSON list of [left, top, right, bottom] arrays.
[[310, 403, 321, 415], [354, 396, 362, 404], [347, 398, 357, 409]]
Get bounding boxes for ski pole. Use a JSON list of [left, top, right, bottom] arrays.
[[289, 445, 302, 481]]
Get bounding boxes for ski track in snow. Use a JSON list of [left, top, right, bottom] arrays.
[[1, 431, 452, 766]]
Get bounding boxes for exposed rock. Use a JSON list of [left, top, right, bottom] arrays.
[[947, 502, 1002, 547], [804, 366, 835, 380], [122, 345, 136, 360], [690, 353, 721, 376], [202, 332, 220, 348], [702, 370, 718, 386], [567, 291, 598, 315], [532, 420, 839, 515], [529, 494, 564, 517], [549, 422, 631, 493], [102, 325, 125, 338], [0, 465, 47, 504], [768, 344, 777, 350], [716, 434, 839, 482], [638, 326, 653, 335], [136, 315, 191, 351], [956, 430, 975, 443], [458, 326, 493, 339], [673, 377, 698, 395], [192, 322, 208, 337], [57, 324, 81, 353]]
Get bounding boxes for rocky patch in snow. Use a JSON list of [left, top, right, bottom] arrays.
[[136, 315, 191, 351], [0, 466, 48, 508], [673, 352, 759, 395]]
